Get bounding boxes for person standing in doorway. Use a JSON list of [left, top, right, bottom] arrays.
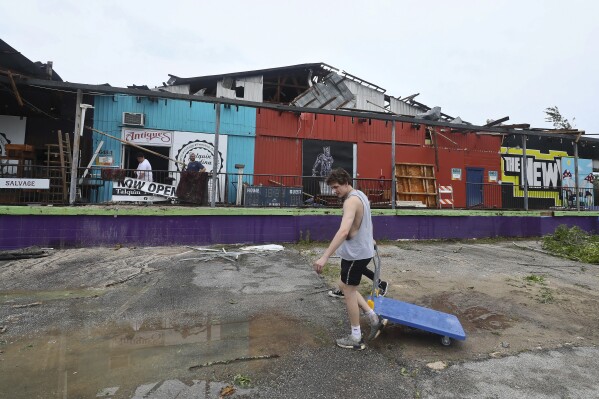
[[313, 168, 387, 350], [186, 153, 206, 173], [135, 152, 153, 182]]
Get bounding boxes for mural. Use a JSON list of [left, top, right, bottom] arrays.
[[500, 147, 567, 208], [561, 157, 594, 208], [501, 147, 594, 209], [302, 139, 353, 198], [172, 131, 228, 202]]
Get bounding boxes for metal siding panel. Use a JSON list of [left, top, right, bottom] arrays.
[[226, 135, 255, 202], [389, 97, 421, 116], [96, 96, 255, 137], [256, 109, 298, 137], [345, 80, 385, 112], [93, 95, 136, 202], [221, 105, 256, 137], [92, 96, 257, 202], [238, 76, 263, 102], [254, 135, 302, 178]]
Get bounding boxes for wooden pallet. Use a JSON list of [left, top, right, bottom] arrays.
[[395, 163, 438, 208]]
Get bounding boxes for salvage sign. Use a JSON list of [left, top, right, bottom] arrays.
[[0, 178, 50, 189], [112, 177, 176, 202]]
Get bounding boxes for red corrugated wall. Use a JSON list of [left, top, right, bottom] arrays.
[[255, 109, 502, 207]]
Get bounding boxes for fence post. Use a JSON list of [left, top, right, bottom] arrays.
[[391, 120, 396, 210], [522, 135, 528, 211], [210, 102, 221, 208], [574, 140, 579, 211]]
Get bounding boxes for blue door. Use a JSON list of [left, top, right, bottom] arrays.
[[466, 168, 484, 207]]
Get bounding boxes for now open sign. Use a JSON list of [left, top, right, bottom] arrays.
[[116, 177, 177, 198]]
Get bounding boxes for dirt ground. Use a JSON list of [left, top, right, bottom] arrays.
[[306, 239, 599, 362], [1, 239, 598, 398]]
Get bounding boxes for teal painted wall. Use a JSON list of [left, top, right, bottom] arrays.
[[225, 135, 255, 203], [92, 95, 256, 203]]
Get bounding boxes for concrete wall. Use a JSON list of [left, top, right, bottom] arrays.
[[1, 214, 597, 250]]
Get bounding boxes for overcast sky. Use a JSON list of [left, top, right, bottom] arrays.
[[2, 0, 598, 133]]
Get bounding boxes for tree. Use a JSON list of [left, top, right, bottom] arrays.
[[544, 106, 575, 130]]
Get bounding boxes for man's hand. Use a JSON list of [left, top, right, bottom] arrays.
[[313, 256, 328, 274]]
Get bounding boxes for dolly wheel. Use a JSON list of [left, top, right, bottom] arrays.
[[441, 336, 451, 346]]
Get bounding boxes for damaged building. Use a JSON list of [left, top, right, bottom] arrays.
[[1, 41, 598, 209]]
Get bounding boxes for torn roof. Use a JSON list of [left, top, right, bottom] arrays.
[[0, 39, 62, 81], [166, 62, 456, 119], [167, 62, 364, 103]]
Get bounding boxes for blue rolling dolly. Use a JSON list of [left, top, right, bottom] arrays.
[[370, 246, 466, 346]]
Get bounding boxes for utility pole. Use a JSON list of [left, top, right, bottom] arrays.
[[69, 90, 83, 205]]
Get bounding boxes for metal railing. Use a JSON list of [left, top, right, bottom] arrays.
[[1, 164, 597, 211], [465, 183, 598, 210]]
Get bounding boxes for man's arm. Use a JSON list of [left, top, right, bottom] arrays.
[[313, 196, 359, 274]]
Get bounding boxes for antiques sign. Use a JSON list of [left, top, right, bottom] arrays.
[[123, 129, 173, 146]]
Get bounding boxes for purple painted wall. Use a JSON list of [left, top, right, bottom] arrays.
[[1, 215, 598, 250]]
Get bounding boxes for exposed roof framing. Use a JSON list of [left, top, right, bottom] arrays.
[[167, 63, 330, 100], [166, 62, 388, 104], [0, 39, 62, 81]]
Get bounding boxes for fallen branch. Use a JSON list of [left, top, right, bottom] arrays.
[[189, 354, 279, 370], [12, 302, 42, 308], [512, 242, 554, 256], [517, 263, 578, 268], [0, 247, 49, 261], [105, 269, 145, 287]]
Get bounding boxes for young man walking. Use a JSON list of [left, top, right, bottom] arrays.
[[313, 168, 387, 350]]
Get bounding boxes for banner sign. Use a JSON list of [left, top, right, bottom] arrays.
[[0, 178, 50, 189], [112, 177, 176, 202]]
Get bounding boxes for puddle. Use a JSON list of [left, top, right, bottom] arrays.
[[430, 294, 512, 331], [0, 313, 323, 398], [460, 306, 513, 330], [0, 289, 106, 305]]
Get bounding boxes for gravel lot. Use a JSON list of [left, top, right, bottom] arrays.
[[1, 240, 598, 398]]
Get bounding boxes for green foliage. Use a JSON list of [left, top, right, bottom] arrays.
[[233, 374, 251, 388], [544, 106, 575, 130], [542, 225, 599, 264], [537, 287, 554, 304], [524, 274, 545, 284]]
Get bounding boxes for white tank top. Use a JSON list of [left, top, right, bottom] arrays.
[[335, 189, 374, 261]]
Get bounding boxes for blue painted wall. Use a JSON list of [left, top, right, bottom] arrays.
[[92, 95, 256, 202]]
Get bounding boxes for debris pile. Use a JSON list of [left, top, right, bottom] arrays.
[[179, 244, 284, 262]]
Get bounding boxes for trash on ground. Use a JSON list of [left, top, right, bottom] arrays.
[[240, 244, 284, 252]]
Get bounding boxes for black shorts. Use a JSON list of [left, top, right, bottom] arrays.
[[340, 258, 372, 286]]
